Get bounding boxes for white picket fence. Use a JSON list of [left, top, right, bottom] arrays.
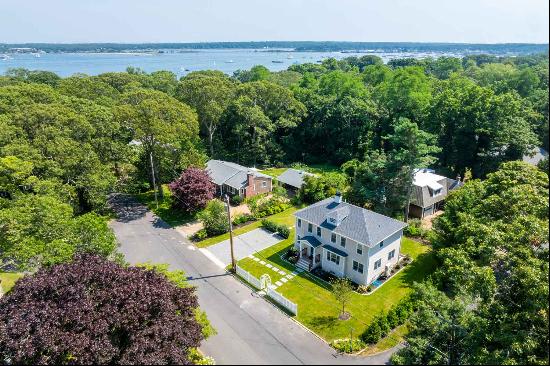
[[235, 264, 298, 315], [236, 264, 261, 289], [266, 287, 298, 315]]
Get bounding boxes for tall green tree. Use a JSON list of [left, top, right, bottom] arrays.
[[176, 73, 236, 156], [115, 89, 201, 198]]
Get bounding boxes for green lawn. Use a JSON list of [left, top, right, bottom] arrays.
[[196, 206, 300, 248], [237, 236, 435, 343], [135, 185, 196, 227], [0, 272, 23, 293], [259, 167, 288, 178], [259, 164, 340, 178]]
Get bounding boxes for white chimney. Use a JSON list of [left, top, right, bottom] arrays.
[[334, 191, 342, 204]]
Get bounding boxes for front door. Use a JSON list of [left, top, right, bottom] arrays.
[[301, 247, 308, 258]]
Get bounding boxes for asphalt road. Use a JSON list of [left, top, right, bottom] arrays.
[[109, 194, 397, 365]]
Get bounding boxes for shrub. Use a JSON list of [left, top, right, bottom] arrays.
[[230, 194, 243, 205], [404, 218, 429, 238], [331, 338, 365, 353], [261, 219, 278, 233], [360, 297, 416, 344], [387, 308, 400, 328], [168, 167, 215, 213], [357, 285, 370, 294], [250, 195, 290, 218], [297, 173, 347, 204], [377, 313, 391, 337], [277, 225, 290, 239], [232, 213, 254, 226], [272, 185, 288, 197], [0, 254, 204, 364], [361, 319, 383, 344], [198, 199, 228, 236], [191, 228, 208, 241]]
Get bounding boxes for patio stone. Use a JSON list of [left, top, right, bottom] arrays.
[[280, 278, 288, 283], [266, 263, 273, 268], [259, 260, 266, 265], [271, 268, 279, 273], [275, 281, 283, 286], [253, 257, 260, 262]]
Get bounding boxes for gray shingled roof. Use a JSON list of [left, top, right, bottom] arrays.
[[294, 198, 407, 247], [276, 168, 315, 189], [206, 160, 271, 189]]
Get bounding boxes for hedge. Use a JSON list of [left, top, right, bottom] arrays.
[[360, 296, 416, 344], [261, 219, 290, 239]]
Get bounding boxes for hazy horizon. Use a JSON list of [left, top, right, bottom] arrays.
[[1, 0, 548, 44]]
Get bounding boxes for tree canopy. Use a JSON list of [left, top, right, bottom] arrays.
[[0, 254, 205, 365]]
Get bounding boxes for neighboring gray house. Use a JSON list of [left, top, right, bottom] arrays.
[[522, 147, 548, 166], [276, 168, 315, 192], [294, 193, 407, 286], [409, 168, 463, 219], [206, 160, 272, 199]]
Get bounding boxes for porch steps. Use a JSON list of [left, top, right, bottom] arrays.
[[296, 258, 310, 271]]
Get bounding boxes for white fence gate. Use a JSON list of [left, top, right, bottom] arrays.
[[235, 264, 298, 315]]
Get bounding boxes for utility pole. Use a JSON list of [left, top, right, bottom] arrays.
[[349, 327, 354, 352], [225, 194, 236, 272], [150, 151, 159, 210]]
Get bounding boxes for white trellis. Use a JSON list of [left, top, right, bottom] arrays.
[[235, 265, 298, 315], [260, 273, 272, 291]]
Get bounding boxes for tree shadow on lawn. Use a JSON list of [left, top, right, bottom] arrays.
[[400, 251, 438, 286], [310, 315, 339, 331]]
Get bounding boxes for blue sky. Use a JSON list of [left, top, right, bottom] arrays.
[[1, 0, 548, 43]]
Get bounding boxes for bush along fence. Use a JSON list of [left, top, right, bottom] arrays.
[[261, 219, 290, 239], [360, 296, 417, 344], [235, 264, 297, 315]]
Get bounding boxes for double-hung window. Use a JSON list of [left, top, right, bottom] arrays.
[[317, 227, 322, 237], [308, 223, 312, 233], [374, 258, 382, 270], [388, 249, 395, 260], [326, 251, 340, 265], [352, 260, 364, 273], [331, 233, 336, 243], [340, 237, 346, 248], [297, 219, 301, 228], [356, 244, 363, 255]]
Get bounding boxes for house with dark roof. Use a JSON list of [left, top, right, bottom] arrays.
[[276, 168, 315, 192], [206, 160, 272, 199], [409, 168, 463, 219], [293, 193, 407, 286]]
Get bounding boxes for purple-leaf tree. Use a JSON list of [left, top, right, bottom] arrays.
[[169, 167, 216, 213], [0, 255, 204, 365]]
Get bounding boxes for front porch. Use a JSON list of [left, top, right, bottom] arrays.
[[296, 236, 323, 271]]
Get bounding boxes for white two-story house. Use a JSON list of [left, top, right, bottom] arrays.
[[293, 193, 407, 286]]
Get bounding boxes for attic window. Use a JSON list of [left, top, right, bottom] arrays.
[[431, 188, 442, 197]]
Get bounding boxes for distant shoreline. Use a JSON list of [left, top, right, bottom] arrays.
[[1, 41, 548, 55]]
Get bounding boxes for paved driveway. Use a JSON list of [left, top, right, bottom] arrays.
[[108, 194, 398, 365], [204, 228, 283, 267]]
